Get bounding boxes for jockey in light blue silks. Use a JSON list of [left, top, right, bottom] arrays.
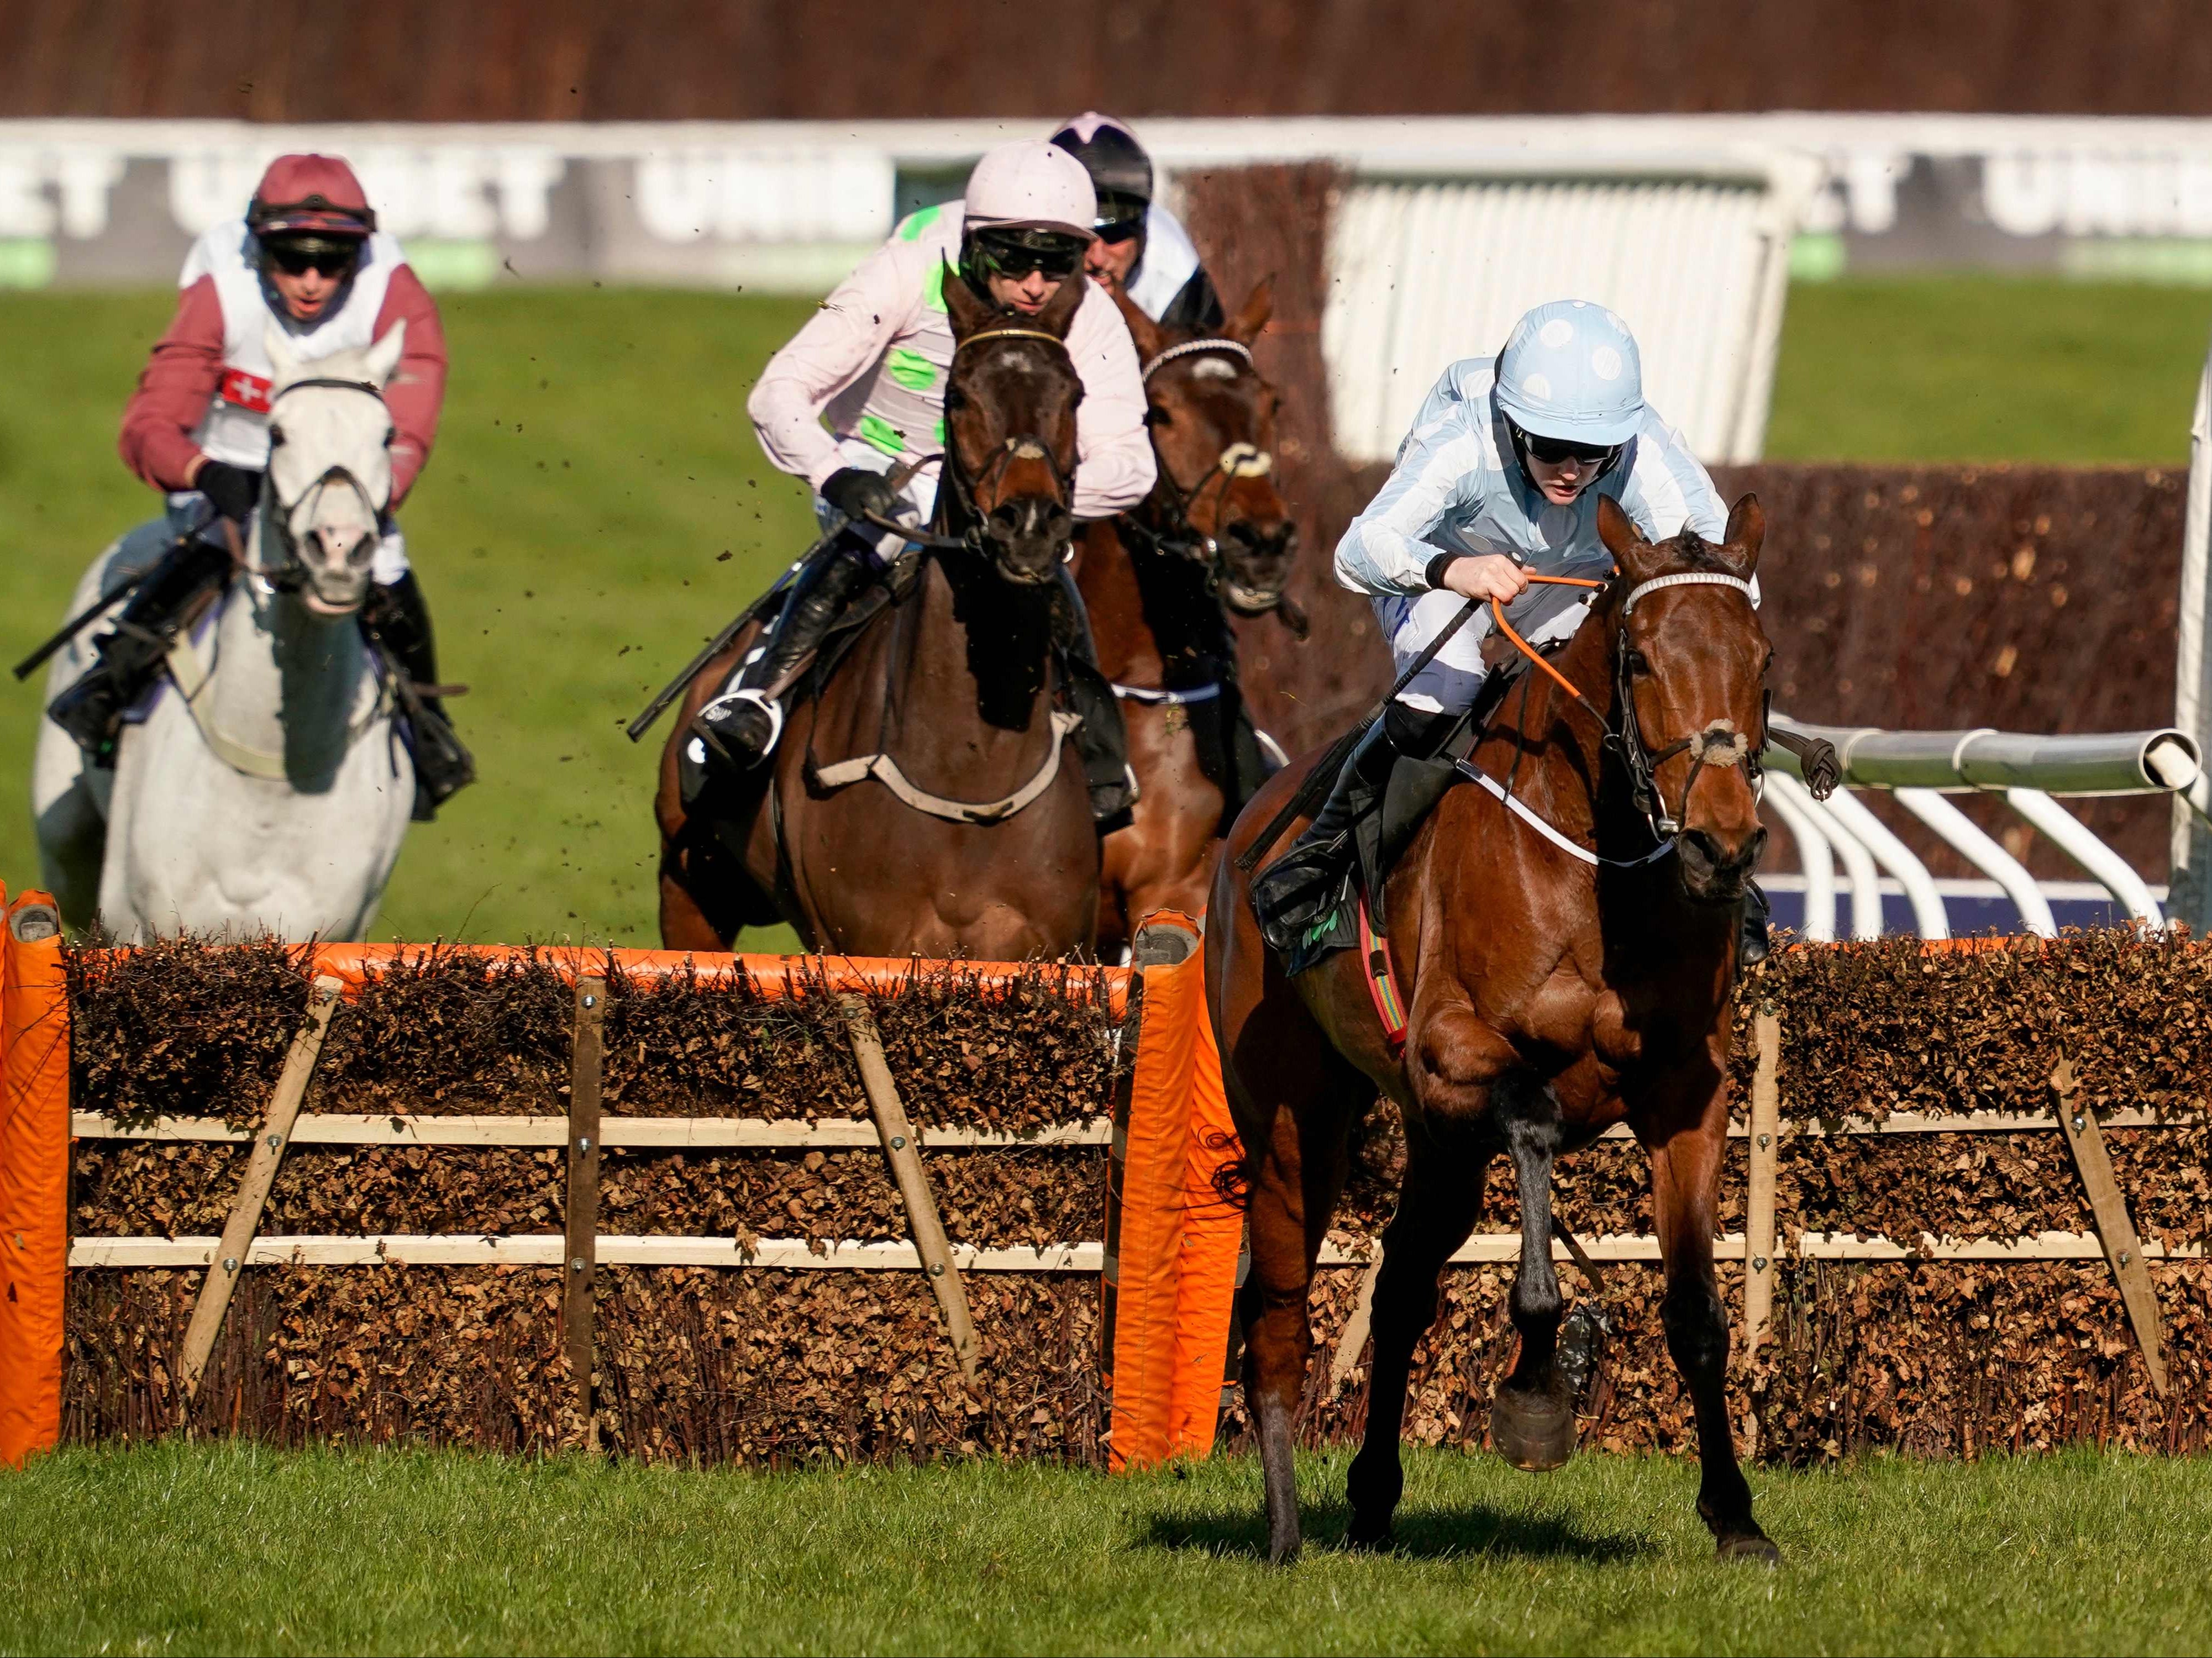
[[1250, 298, 1770, 965]]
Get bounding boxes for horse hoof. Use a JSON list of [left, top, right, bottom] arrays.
[[1716, 1531, 1781, 1566], [1267, 1536, 1303, 1567], [1491, 1385, 1576, 1472], [1345, 1512, 1394, 1552]]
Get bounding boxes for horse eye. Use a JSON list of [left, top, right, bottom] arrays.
[[1623, 649, 1651, 676], [944, 385, 967, 412], [1145, 406, 1171, 428]]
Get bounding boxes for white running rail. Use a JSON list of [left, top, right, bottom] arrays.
[[1762, 716, 2203, 936]]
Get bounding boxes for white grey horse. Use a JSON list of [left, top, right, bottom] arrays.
[[33, 324, 416, 940]]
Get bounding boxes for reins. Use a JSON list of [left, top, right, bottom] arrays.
[[1469, 568, 1763, 852]]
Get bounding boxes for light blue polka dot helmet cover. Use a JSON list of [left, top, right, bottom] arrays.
[[1493, 299, 1645, 446]]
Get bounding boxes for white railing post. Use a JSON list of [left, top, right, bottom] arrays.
[[1760, 781, 1837, 941], [1821, 788, 1950, 939], [2006, 789, 2166, 927], [1768, 774, 1884, 939], [1894, 788, 2057, 938], [2174, 327, 2212, 933]]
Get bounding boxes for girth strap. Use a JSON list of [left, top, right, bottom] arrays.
[[808, 709, 1084, 826]]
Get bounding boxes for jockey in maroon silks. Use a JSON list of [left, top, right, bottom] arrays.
[[49, 152, 471, 818]]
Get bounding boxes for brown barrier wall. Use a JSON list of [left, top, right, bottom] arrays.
[[60, 935, 2212, 1464], [12, 1, 2212, 122]]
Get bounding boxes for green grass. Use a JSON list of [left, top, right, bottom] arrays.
[[1766, 277, 2211, 465], [3, 1441, 2210, 1655], [0, 288, 819, 950], [4, 276, 2210, 944]]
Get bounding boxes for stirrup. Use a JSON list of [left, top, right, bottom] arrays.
[[691, 688, 784, 769]]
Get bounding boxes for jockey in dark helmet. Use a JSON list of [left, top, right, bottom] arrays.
[[698, 141, 1154, 827], [48, 152, 471, 820], [1048, 112, 1226, 331]]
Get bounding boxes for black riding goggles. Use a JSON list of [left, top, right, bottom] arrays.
[[266, 245, 361, 279], [971, 231, 1086, 281], [1521, 431, 1621, 467]]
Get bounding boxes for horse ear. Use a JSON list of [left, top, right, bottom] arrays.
[[1722, 492, 1765, 576], [1223, 275, 1274, 346], [941, 260, 992, 340], [363, 320, 407, 388], [1596, 494, 1661, 578], [1034, 269, 1086, 339], [1110, 280, 1163, 365], [262, 320, 301, 388]]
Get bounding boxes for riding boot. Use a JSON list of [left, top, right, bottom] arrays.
[[1249, 713, 1404, 961], [692, 543, 873, 772], [46, 536, 232, 766], [1738, 878, 1772, 969], [363, 572, 475, 822], [1050, 565, 1138, 833]]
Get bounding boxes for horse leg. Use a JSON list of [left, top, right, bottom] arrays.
[[1648, 1095, 1779, 1563], [1236, 1067, 1359, 1566], [1344, 1124, 1490, 1548], [1489, 1071, 1577, 1473]]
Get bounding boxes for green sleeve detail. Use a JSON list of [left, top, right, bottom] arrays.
[[886, 347, 938, 392], [858, 414, 909, 457], [933, 416, 947, 446], [898, 204, 943, 242], [922, 261, 947, 313]]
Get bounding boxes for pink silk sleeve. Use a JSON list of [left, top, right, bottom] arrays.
[[748, 241, 915, 492]]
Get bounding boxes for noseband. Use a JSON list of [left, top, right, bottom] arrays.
[[249, 375, 390, 588]]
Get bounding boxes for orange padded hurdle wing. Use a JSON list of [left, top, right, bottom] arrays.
[[0, 890, 67, 1468], [1105, 913, 1205, 1472]]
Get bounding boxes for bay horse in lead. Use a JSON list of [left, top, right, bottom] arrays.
[[1209, 495, 1780, 1564], [656, 269, 1100, 958], [1078, 279, 1298, 954]]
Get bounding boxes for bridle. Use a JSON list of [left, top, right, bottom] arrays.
[[906, 327, 1079, 582], [1124, 338, 1283, 605], [245, 375, 391, 591], [1476, 569, 1763, 851]]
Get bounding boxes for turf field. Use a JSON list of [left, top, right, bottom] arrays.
[[3, 1440, 2210, 1655], [2, 277, 2208, 945]]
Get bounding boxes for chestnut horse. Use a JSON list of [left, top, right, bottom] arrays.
[[656, 268, 1099, 957], [1208, 496, 1778, 1564], [1078, 280, 1298, 955]]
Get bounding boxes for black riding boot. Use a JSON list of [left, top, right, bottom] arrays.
[[46, 536, 232, 765], [1249, 714, 1404, 961], [1738, 879, 1772, 969], [1050, 565, 1138, 833], [364, 572, 475, 821], [692, 543, 874, 771]]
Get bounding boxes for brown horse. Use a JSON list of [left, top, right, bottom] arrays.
[[1078, 280, 1298, 955], [656, 268, 1099, 958], [1207, 495, 1778, 1564]]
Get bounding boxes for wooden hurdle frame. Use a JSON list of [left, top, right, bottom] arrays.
[[7, 918, 2198, 1470]]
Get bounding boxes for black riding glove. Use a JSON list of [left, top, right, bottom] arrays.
[[195, 461, 264, 523], [821, 467, 900, 528]]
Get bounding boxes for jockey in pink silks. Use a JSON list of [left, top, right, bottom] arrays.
[[690, 140, 1154, 825]]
